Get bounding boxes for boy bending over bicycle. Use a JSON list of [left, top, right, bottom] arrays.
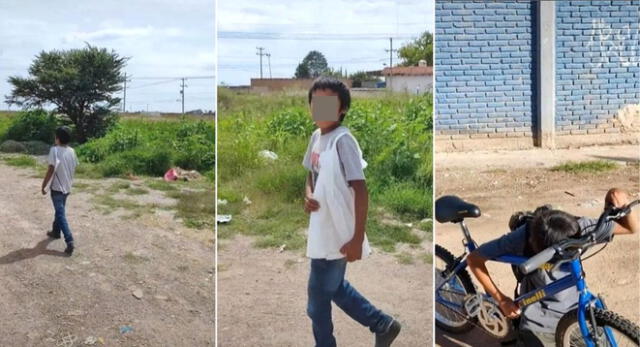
[[466, 188, 639, 347]]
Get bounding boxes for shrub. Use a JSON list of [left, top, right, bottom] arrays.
[[172, 121, 215, 171], [23, 140, 51, 155], [98, 147, 172, 177], [3, 109, 58, 143], [0, 140, 27, 153]]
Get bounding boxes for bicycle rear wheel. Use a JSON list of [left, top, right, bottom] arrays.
[[556, 308, 640, 346], [435, 245, 476, 333]]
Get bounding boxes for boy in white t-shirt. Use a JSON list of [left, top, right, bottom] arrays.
[[302, 77, 400, 347], [41, 126, 78, 255]]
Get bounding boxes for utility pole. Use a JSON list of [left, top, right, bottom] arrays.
[[123, 72, 127, 113], [180, 78, 186, 115], [256, 47, 266, 79], [266, 53, 272, 78], [385, 37, 398, 74]]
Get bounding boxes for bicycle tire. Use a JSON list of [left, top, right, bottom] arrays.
[[556, 308, 640, 346], [435, 245, 477, 333]]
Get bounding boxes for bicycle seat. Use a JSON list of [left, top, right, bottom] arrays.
[[435, 195, 481, 223]]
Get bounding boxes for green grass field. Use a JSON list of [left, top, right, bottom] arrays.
[[217, 88, 433, 255]]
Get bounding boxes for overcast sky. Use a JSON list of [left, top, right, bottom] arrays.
[[0, 0, 215, 113], [218, 0, 435, 86]]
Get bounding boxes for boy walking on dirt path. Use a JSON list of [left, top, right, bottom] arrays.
[[41, 126, 78, 256], [302, 77, 401, 347], [466, 188, 639, 347]]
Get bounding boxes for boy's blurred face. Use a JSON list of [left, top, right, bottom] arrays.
[[54, 136, 60, 145], [310, 89, 342, 129]]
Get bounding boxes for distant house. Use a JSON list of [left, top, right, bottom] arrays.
[[382, 63, 433, 94], [250, 78, 352, 92]]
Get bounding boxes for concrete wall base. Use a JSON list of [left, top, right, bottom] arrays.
[[436, 133, 640, 152]]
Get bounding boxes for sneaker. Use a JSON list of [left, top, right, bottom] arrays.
[[375, 319, 401, 347], [64, 243, 74, 256], [46, 231, 61, 239]]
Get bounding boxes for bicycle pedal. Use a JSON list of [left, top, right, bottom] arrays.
[[464, 293, 483, 317]]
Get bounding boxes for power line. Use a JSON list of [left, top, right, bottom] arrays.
[[219, 31, 416, 41], [131, 75, 215, 80], [127, 80, 181, 90]]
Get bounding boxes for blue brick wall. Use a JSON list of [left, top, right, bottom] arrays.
[[555, 0, 640, 135], [435, 0, 536, 137], [436, 0, 640, 139]]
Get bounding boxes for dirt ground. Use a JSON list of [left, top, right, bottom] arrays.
[[434, 144, 640, 346], [0, 162, 214, 346], [218, 235, 432, 347]]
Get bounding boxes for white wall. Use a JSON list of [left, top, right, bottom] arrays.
[[387, 76, 433, 94]]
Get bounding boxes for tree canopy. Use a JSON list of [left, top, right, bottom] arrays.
[[294, 50, 329, 79], [398, 31, 433, 66], [6, 45, 128, 142]]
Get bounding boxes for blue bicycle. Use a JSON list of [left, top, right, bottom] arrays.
[[434, 195, 640, 346]]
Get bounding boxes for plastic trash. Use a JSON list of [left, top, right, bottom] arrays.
[[163, 168, 178, 181], [119, 325, 134, 334], [259, 150, 278, 160], [217, 215, 232, 224]]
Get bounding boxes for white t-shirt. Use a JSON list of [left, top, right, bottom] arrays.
[[47, 146, 78, 194], [303, 127, 371, 260]]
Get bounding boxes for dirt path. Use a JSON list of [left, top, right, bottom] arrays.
[[218, 235, 432, 346], [0, 162, 214, 346], [434, 144, 640, 346]]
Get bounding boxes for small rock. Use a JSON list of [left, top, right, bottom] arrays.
[[616, 278, 629, 286], [132, 289, 143, 299], [84, 336, 97, 345], [243, 196, 252, 205], [154, 295, 169, 301], [278, 244, 286, 253]]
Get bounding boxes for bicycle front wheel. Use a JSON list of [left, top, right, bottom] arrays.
[[556, 308, 640, 346]]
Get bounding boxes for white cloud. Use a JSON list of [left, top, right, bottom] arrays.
[[64, 26, 183, 43], [1, 0, 214, 113]]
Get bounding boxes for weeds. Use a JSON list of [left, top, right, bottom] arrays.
[[551, 160, 617, 174]]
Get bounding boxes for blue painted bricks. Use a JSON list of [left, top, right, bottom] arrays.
[[436, 0, 535, 137], [555, 0, 640, 135], [435, 0, 640, 138]]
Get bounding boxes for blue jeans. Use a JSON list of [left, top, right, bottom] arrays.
[[51, 191, 73, 245], [307, 258, 392, 347]]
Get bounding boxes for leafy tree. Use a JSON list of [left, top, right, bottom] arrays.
[[294, 50, 329, 78], [6, 45, 127, 143], [398, 31, 433, 66]]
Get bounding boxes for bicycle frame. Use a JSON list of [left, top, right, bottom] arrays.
[[436, 221, 618, 347]]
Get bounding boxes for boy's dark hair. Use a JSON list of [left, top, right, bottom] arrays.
[[308, 76, 351, 122], [528, 209, 580, 253], [55, 126, 71, 145]]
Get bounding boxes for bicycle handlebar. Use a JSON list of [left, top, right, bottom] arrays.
[[518, 199, 639, 275], [518, 246, 556, 274]]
